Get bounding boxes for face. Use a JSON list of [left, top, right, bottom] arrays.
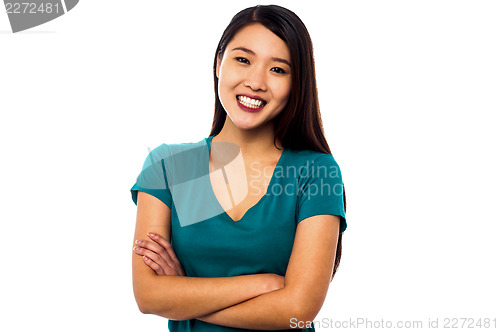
[[216, 23, 292, 131]]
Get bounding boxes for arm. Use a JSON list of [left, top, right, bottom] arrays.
[[196, 215, 341, 330], [132, 191, 281, 320]]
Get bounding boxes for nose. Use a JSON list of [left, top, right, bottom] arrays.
[[244, 65, 267, 92]]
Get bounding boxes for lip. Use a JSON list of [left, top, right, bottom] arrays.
[[237, 93, 267, 103], [236, 95, 266, 113]]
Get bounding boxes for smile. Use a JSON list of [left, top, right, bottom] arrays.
[[236, 95, 266, 112]]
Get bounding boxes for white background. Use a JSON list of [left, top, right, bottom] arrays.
[[1, 0, 499, 331]]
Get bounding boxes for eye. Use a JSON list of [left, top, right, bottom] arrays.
[[235, 57, 249, 64], [271, 67, 286, 74]]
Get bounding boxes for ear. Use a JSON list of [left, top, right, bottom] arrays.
[[216, 51, 221, 79]]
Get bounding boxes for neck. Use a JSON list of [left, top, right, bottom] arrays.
[[213, 117, 282, 158]]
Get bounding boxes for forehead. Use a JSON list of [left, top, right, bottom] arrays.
[[228, 23, 290, 60]]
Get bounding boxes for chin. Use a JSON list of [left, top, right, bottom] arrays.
[[232, 121, 260, 130]]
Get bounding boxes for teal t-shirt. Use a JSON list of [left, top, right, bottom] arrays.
[[131, 135, 347, 332]]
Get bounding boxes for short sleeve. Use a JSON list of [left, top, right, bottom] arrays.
[[130, 145, 173, 209], [296, 154, 347, 234]]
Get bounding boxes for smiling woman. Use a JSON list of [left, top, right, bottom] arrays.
[[130, 4, 347, 332]]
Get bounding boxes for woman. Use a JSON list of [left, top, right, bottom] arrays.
[[130, 5, 347, 331]]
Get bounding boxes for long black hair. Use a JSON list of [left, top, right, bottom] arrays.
[[209, 4, 346, 281]]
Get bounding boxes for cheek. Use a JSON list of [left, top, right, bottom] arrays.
[[271, 80, 292, 103], [219, 63, 242, 88]]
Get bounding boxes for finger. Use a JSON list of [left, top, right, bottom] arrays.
[[133, 246, 170, 273], [136, 239, 177, 270], [147, 233, 184, 271], [147, 235, 185, 276], [135, 239, 166, 256], [139, 247, 181, 276], [146, 234, 181, 269], [143, 255, 165, 276], [134, 246, 183, 276]]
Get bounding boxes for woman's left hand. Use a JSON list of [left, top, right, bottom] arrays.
[[133, 233, 186, 276]]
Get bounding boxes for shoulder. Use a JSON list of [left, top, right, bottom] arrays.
[[285, 149, 341, 174], [148, 137, 209, 162], [148, 138, 211, 183]]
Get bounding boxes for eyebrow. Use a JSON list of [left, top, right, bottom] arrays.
[[231, 47, 292, 68]]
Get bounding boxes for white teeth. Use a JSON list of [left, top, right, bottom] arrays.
[[237, 95, 264, 108]]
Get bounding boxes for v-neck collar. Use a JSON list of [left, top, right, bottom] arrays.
[[205, 135, 286, 223]]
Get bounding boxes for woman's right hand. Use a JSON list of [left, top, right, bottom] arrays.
[[133, 232, 186, 276]]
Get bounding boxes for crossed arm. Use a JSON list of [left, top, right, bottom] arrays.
[[132, 191, 340, 330]]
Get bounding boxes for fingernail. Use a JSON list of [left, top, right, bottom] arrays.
[[135, 240, 141, 245], [147, 233, 155, 237], [143, 256, 149, 261], [133, 246, 139, 252]]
